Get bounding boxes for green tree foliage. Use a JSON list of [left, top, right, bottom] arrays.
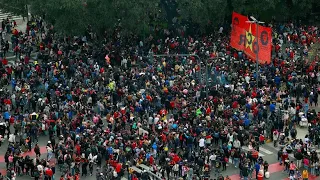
[[178, 0, 228, 31], [28, 0, 161, 35], [0, 0, 27, 17], [1, 0, 319, 35], [231, 0, 280, 16], [28, 0, 96, 35], [288, 0, 313, 18], [177, 0, 319, 31]]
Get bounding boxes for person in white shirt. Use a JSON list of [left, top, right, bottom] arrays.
[[209, 153, 217, 167], [88, 153, 93, 163], [219, 27, 223, 34], [228, 133, 234, 143], [37, 164, 44, 173], [199, 137, 205, 150], [8, 134, 16, 144], [233, 139, 241, 149], [304, 135, 310, 143], [46, 145, 53, 161]]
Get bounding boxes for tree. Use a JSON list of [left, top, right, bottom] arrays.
[[230, 0, 316, 22], [26, 0, 161, 36], [1, 0, 319, 36], [231, 0, 280, 16], [28, 0, 90, 35], [178, 0, 228, 32], [288, 0, 313, 19], [0, 0, 27, 17]]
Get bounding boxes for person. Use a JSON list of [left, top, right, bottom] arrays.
[[303, 157, 309, 170], [214, 157, 221, 177], [278, 148, 283, 165], [141, 170, 149, 180], [81, 159, 88, 177], [302, 169, 308, 180], [222, 156, 227, 171], [45, 166, 53, 180], [89, 162, 94, 176], [34, 143, 41, 157], [290, 128, 297, 139], [242, 164, 249, 180], [33, 167, 40, 180], [254, 161, 260, 180], [0, 13, 320, 180], [284, 157, 290, 173], [173, 163, 179, 177], [294, 149, 303, 169], [289, 161, 297, 177], [74, 172, 80, 180], [46, 143, 53, 161], [263, 161, 269, 173], [273, 130, 279, 147]]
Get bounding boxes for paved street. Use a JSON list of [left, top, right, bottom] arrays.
[[0, 10, 22, 22], [0, 16, 319, 180], [1, 18, 38, 66], [0, 127, 310, 180], [0, 133, 311, 180]]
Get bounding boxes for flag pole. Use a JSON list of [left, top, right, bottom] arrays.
[[256, 22, 259, 88], [248, 16, 264, 88]]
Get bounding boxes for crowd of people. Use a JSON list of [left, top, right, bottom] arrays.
[[0, 12, 319, 180]]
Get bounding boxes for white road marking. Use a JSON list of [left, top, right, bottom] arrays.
[[241, 146, 265, 157], [259, 147, 273, 155]]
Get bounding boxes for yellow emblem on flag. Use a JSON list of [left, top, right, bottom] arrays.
[[246, 24, 255, 51]]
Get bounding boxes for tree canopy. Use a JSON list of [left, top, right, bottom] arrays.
[[0, 0, 319, 36], [26, 0, 162, 35]]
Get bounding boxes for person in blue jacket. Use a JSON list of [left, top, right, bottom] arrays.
[[3, 111, 10, 124], [255, 161, 260, 179]]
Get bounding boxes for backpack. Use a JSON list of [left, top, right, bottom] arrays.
[[252, 151, 259, 159], [34, 170, 40, 177], [302, 169, 308, 178]]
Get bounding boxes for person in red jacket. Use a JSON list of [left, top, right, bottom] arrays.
[[45, 167, 53, 179], [132, 174, 138, 180], [282, 150, 289, 166], [74, 172, 80, 180]]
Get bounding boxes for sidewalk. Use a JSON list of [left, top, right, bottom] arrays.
[[13, 20, 27, 33], [2, 19, 27, 41], [1, 20, 27, 54], [296, 126, 308, 140], [2, 20, 38, 62]]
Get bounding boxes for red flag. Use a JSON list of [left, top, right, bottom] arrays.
[[241, 23, 272, 64], [230, 12, 272, 64], [230, 12, 248, 51]]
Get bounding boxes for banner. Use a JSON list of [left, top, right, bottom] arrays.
[[242, 24, 272, 64], [230, 12, 272, 64], [230, 12, 248, 51]]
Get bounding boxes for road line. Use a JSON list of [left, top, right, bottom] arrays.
[[241, 146, 265, 157], [259, 147, 273, 155], [0, 146, 47, 162]]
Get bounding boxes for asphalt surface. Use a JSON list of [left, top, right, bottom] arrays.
[[0, 127, 305, 180], [0, 18, 319, 180]]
